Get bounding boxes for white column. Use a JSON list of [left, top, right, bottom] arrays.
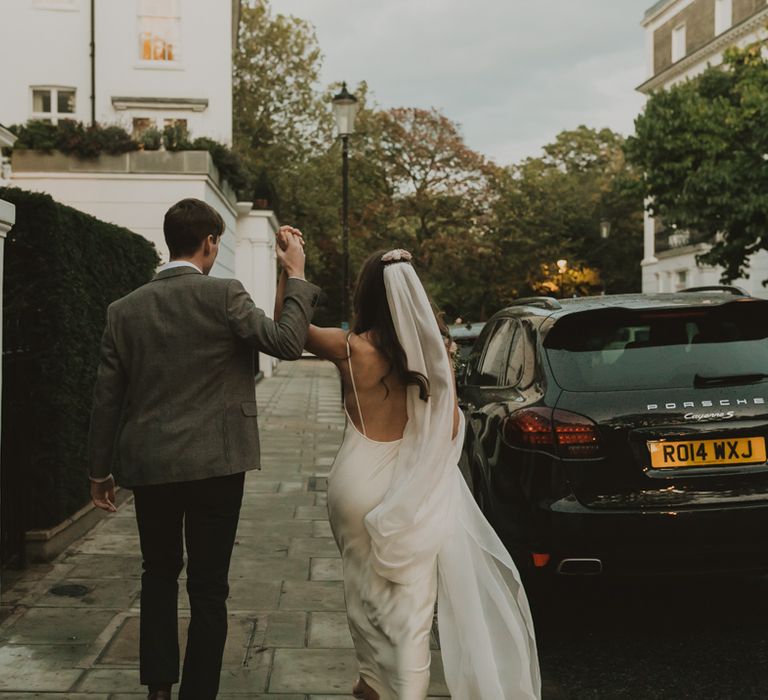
[[235, 205, 279, 377], [0, 198, 16, 454]]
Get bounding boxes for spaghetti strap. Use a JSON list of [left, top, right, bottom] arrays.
[[345, 333, 367, 437]]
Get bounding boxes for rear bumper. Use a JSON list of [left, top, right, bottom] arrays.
[[538, 496, 768, 576]]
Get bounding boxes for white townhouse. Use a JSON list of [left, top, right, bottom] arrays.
[[0, 0, 282, 376], [638, 0, 768, 296], [0, 0, 236, 143]]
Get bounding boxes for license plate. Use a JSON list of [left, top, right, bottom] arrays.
[[648, 437, 766, 469]]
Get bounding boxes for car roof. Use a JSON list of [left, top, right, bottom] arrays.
[[449, 322, 486, 338], [491, 292, 766, 322]]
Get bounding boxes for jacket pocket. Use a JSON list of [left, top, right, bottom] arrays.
[[241, 401, 259, 416]]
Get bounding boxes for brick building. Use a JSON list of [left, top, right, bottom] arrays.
[[638, 0, 768, 295]]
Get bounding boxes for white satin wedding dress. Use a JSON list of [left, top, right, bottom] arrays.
[[327, 260, 540, 700]]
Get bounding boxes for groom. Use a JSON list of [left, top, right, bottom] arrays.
[[87, 198, 320, 699]]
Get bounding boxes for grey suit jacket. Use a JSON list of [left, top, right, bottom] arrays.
[[87, 267, 320, 487]]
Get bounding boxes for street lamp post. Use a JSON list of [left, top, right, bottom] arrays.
[[332, 83, 359, 328]]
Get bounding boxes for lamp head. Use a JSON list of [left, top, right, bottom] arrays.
[[332, 82, 359, 136]]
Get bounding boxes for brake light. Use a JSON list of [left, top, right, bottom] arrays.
[[502, 407, 602, 458], [553, 410, 602, 458]]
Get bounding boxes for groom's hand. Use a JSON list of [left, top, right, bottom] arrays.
[[276, 229, 306, 280], [91, 476, 117, 513], [276, 226, 304, 252]]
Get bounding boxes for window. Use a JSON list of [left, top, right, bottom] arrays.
[[675, 269, 688, 291], [163, 118, 187, 131], [715, 0, 732, 34], [672, 24, 686, 62], [544, 302, 768, 391], [138, 0, 181, 62], [132, 117, 153, 137], [31, 87, 76, 123], [476, 320, 516, 386], [505, 323, 525, 387]]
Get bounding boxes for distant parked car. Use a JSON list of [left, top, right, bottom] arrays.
[[457, 289, 768, 585], [449, 322, 485, 377]]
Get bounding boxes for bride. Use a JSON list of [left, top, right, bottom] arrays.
[[274, 231, 540, 699]]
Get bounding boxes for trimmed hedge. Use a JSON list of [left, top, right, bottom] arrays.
[[1, 187, 158, 541]]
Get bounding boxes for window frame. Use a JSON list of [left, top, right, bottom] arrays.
[[464, 320, 499, 386], [671, 23, 687, 63], [30, 86, 77, 124], [468, 318, 524, 389], [504, 320, 526, 388], [715, 0, 733, 35], [137, 0, 183, 66]]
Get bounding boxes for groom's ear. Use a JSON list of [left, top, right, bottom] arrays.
[[204, 234, 218, 256]]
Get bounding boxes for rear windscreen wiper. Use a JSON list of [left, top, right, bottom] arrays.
[[694, 372, 768, 387]]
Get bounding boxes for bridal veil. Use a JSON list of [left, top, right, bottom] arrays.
[[362, 259, 541, 699]]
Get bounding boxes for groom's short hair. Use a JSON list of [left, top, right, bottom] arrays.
[[164, 198, 225, 258]]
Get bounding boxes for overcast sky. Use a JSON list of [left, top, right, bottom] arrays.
[[270, 0, 652, 166]]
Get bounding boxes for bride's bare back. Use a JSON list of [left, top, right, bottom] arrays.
[[304, 325, 459, 442], [342, 332, 408, 443], [303, 326, 408, 442]]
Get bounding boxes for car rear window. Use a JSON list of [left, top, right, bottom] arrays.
[[543, 300, 768, 391]]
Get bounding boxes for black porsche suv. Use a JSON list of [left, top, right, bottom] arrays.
[[457, 288, 768, 580]]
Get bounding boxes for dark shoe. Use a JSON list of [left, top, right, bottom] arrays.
[[148, 692, 171, 700]]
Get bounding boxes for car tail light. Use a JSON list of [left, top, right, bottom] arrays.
[[553, 410, 602, 458], [502, 407, 602, 458]]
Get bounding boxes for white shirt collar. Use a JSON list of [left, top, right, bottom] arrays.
[[159, 260, 203, 274]]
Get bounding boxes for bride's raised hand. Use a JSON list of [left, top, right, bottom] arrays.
[[276, 225, 305, 251]]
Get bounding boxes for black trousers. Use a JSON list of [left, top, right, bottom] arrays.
[[133, 472, 245, 699]]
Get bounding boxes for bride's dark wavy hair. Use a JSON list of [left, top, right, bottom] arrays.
[[352, 250, 431, 402]]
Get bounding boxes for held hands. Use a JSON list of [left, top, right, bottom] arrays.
[[91, 475, 117, 513], [275, 226, 306, 279]]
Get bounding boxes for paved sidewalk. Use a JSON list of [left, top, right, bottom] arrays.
[[0, 359, 449, 698]]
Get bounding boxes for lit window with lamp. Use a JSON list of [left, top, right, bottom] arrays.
[[31, 87, 76, 123], [138, 0, 181, 63]]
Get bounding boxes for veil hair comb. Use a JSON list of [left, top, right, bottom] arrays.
[[381, 249, 413, 263]]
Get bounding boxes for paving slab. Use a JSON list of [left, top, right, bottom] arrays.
[[279, 581, 346, 612], [0, 608, 117, 646], [268, 648, 358, 694], [310, 557, 343, 582], [307, 612, 354, 649], [0, 645, 85, 692]]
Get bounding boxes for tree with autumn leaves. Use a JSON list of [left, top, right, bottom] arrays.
[[233, 0, 644, 324]]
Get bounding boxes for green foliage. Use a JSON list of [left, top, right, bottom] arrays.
[[139, 126, 162, 151], [161, 122, 189, 151], [491, 126, 644, 304], [626, 41, 768, 282], [233, 0, 329, 211], [12, 120, 138, 158], [0, 187, 158, 533]]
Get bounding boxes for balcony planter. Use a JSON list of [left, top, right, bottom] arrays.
[[12, 149, 237, 203]]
